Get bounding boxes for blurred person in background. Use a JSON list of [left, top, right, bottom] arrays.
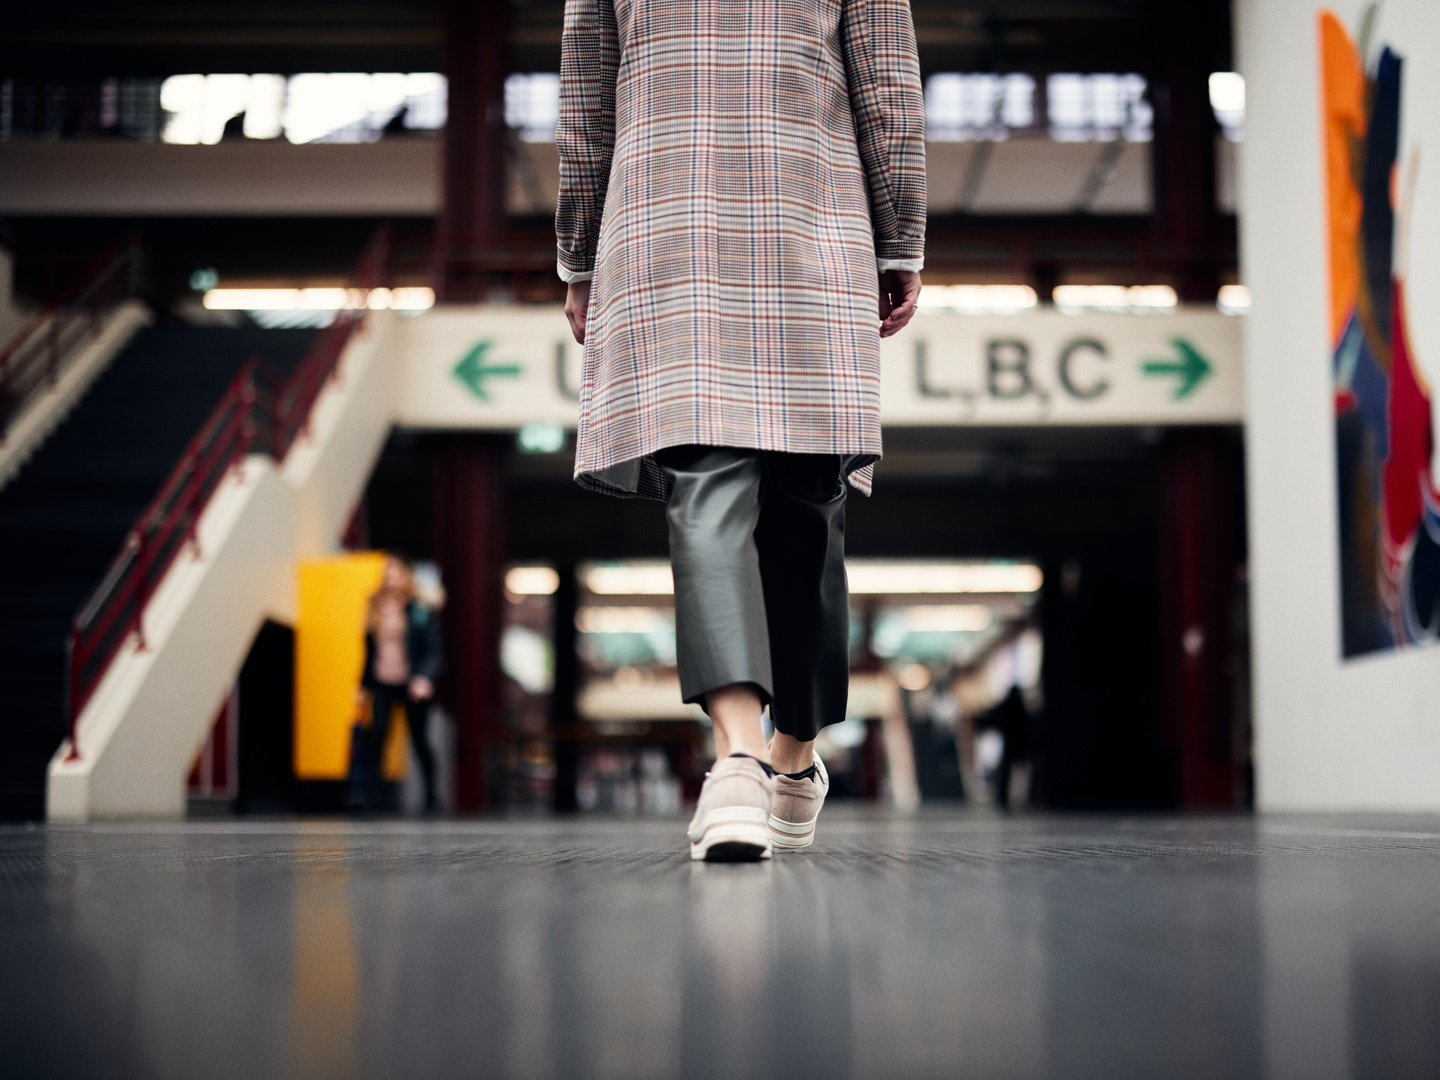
[[348, 555, 444, 813], [557, 0, 926, 859], [973, 684, 1033, 811]]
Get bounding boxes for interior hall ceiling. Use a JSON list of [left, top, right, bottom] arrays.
[[2, 1, 1229, 77]]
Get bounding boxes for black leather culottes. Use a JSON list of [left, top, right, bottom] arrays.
[[655, 446, 851, 743]]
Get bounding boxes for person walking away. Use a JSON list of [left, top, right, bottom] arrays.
[[349, 555, 444, 812], [556, 0, 926, 859]]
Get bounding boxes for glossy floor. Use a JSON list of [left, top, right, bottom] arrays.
[[3, 811, 1440, 1079]]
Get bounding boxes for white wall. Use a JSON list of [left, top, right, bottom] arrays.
[[1241, 0, 1440, 809]]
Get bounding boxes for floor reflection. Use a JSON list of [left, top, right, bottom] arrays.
[[290, 865, 358, 1079], [3, 815, 1440, 1078]]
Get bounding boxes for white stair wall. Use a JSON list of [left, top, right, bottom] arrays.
[[46, 311, 400, 821]]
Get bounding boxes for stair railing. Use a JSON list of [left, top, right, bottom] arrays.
[[62, 228, 393, 759], [0, 242, 143, 439]]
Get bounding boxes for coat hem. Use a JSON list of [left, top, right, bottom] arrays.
[[575, 448, 878, 501]]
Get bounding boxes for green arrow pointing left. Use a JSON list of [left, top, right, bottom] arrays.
[[1142, 337, 1213, 400], [452, 340, 523, 401]]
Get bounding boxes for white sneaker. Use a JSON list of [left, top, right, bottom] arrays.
[[768, 753, 829, 851], [686, 755, 776, 861]]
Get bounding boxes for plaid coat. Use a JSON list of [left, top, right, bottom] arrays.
[[556, 0, 926, 499]]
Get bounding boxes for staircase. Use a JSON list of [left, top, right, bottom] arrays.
[[0, 326, 316, 819]]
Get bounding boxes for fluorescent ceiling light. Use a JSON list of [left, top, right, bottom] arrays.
[[202, 287, 434, 311], [847, 562, 1043, 595], [894, 605, 994, 632], [1208, 72, 1245, 140], [919, 284, 1037, 314], [505, 566, 559, 595], [584, 562, 675, 595], [1217, 284, 1251, 315], [1053, 284, 1176, 313], [583, 559, 1043, 596], [576, 607, 674, 633]]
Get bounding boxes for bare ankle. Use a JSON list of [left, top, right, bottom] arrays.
[[769, 733, 815, 775], [706, 683, 769, 764]]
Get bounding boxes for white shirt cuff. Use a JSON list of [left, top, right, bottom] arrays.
[[557, 261, 594, 284], [877, 257, 924, 273]]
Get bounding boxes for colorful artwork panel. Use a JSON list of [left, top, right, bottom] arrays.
[[1322, 8, 1440, 656]]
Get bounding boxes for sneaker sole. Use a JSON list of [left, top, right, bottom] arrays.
[[768, 815, 818, 850], [689, 808, 772, 862]]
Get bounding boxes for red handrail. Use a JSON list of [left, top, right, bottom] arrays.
[[0, 242, 143, 439], [62, 228, 393, 757]]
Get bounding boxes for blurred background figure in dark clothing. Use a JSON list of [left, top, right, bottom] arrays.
[[974, 685, 1033, 811], [349, 555, 445, 812]]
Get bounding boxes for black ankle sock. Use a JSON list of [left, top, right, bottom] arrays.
[[781, 765, 818, 781], [729, 753, 776, 777]]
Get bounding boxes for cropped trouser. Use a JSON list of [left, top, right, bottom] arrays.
[[655, 446, 851, 743]]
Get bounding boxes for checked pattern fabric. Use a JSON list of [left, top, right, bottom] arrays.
[[556, 0, 926, 499]]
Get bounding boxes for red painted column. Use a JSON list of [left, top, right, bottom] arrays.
[[1149, 3, 1223, 301], [438, 0, 509, 301], [1158, 431, 1241, 807], [434, 438, 508, 811]]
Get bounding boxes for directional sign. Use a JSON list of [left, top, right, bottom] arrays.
[[879, 310, 1242, 425], [399, 307, 583, 428], [451, 340, 522, 401], [397, 306, 1243, 428], [1142, 337, 1213, 399]]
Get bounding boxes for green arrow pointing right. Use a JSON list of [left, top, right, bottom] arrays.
[[1142, 337, 1213, 400]]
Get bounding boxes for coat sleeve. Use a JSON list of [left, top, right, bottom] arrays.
[[554, 0, 621, 283], [840, 0, 927, 271]]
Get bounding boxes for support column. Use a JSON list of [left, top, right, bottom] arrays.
[[550, 564, 580, 812], [438, 0, 509, 301], [1158, 430, 1242, 807], [434, 438, 508, 811], [1149, 2, 1223, 301]]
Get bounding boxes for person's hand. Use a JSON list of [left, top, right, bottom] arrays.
[[565, 280, 592, 345], [409, 676, 434, 701], [354, 688, 371, 722], [878, 269, 921, 338]]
